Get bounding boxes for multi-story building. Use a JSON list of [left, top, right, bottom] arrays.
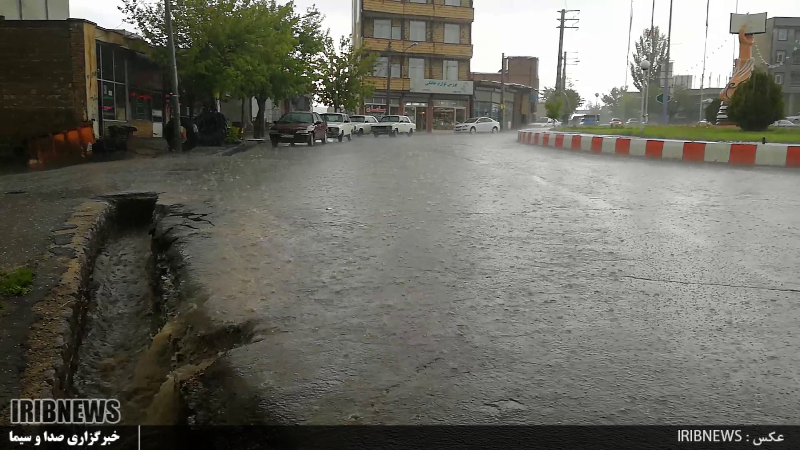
[[753, 16, 800, 117], [352, 0, 474, 131], [0, 0, 70, 20]]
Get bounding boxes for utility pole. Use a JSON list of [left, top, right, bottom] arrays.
[[165, 0, 181, 152], [699, 0, 710, 121], [500, 53, 505, 130], [662, 0, 674, 125], [562, 51, 567, 122], [555, 9, 579, 92]]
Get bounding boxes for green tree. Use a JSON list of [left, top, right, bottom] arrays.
[[316, 36, 378, 113], [121, 0, 251, 112], [629, 27, 668, 92], [545, 97, 563, 121], [727, 70, 785, 131], [705, 97, 721, 124], [540, 86, 584, 121], [602, 86, 640, 120]]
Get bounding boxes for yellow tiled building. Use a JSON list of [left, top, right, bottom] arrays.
[[352, 0, 474, 131]]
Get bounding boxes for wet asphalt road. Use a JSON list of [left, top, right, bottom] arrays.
[[174, 133, 800, 425], [3, 134, 800, 425]]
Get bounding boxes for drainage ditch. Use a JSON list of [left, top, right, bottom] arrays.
[[52, 193, 252, 425]]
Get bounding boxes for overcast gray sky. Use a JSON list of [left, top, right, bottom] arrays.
[[72, 0, 800, 103]]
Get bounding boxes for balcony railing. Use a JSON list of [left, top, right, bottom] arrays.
[[362, 38, 473, 59], [363, 0, 474, 22], [365, 76, 411, 91]]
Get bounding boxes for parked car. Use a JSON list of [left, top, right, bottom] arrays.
[[454, 117, 500, 134], [773, 119, 799, 128], [269, 111, 327, 148], [372, 115, 416, 137], [609, 118, 623, 128], [626, 118, 639, 125], [528, 117, 561, 128], [321, 113, 355, 142], [350, 115, 379, 136]]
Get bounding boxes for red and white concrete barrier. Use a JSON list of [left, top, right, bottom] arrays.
[[516, 130, 800, 168]]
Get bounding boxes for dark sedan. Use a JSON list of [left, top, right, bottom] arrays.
[[269, 112, 328, 147]]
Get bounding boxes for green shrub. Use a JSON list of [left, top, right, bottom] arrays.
[[0, 267, 34, 297], [727, 70, 785, 132], [545, 97, 563, 121], [224, 126, 241, 145]]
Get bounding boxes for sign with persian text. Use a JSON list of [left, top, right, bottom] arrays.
[[410, 78, 474, 95]]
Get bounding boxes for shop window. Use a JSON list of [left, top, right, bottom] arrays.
[[409, 21, 426, 42], [100, 81, 116, 121], [130, 91, 154, 121], [444, 24, 460, 44], [97, 43, 129, 123]]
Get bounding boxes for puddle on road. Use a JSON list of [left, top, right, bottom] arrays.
[[72, 227, 161, 424]]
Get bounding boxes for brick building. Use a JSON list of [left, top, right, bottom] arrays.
[[0, 18, 163, 160], [352, 0, 475, 131], [471, 56, 539, 129]]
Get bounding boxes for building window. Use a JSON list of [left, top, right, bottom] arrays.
[[776, 51, 785, 64], [374, 19, 391, 39], [777, 28, 788, 41], [392, 24, 401, 40], [444, 0, 461, 5], [97, 43, 128, 122], [792, 72, 800, 86], [409, 58, 425, 81], [794, 50, 800, 64], [444, 60, 459, 80], [444, 24, 460, 44], [374, 57, 388, 77], [775, 73, 783, 84], [409, 21, 426, 42], [408, 0, 427, 3], [391, 62, 400, 78]]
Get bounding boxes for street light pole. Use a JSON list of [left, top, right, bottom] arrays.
[[662, 0, 674, 125], [386, 41, 392, 116], [639, 60, 651, 133]]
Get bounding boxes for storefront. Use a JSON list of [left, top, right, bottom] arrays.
[[432, 100, 468, 130], [473, 83, 518, 129], [408, 78, 474, 132], [363, 97, 400, 120]]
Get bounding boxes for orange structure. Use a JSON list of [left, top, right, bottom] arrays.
[[720, 25, 755, 103]]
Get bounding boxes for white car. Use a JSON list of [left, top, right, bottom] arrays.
[[372, 115, 415, 137], [454, 117, 500, 134], [350, 115, 379, 136], [321, 113, 355, 142], [528, 117, 561, 129], [773, 119, 799, 128]]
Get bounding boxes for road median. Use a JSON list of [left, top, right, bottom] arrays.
[[517, 129, 800, 168]]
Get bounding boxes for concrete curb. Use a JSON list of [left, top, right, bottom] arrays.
[[516, 130, 800, 168]]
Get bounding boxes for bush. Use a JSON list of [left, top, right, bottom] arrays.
[[0, 267, 34, 297], [727, 70, 785, 131], [224, 126, 241, 145], [705, 98, 721, 125]]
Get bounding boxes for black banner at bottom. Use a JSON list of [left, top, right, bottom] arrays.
[[2, 426, 795, 450]]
